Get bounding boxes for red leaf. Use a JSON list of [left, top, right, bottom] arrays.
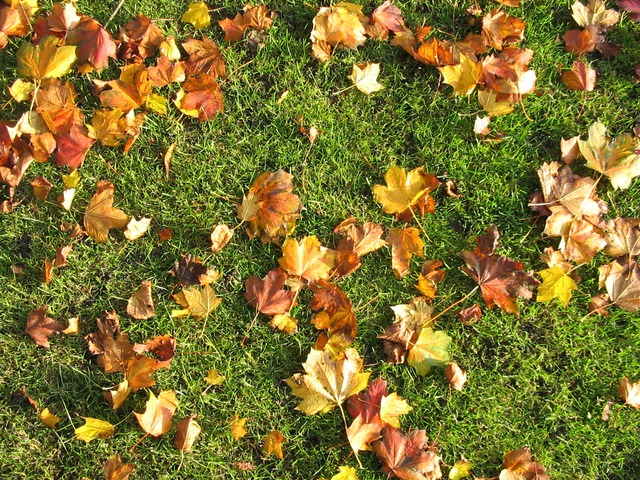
[[561, 59, 596, 91], [178, 73, 224, 122], [244, 268, 296, 316], [54, 124, 95, 168], [372, 426, 441, 480], [67, 17, 117, 70]]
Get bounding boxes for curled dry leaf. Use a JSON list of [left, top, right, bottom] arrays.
[[618, 377, 640, 408], [124, 217, 151, 241], [55, 245, 72, 267], [449, 457, 473, 480], [25, 305, 64, 348], [561, 136, 580, 164], [135, 390, 178, 437], [127, 281, 155, 320], [445, 362, 467, 391], [39, 408, 61, 429], [174, 414, 202, 452], [263, 430, 285, 459], [211, 224, 233, 253], [104, 454, 134, 480], [229, 413, 248, 440], [562, 60, 596, 91], [500, 448, 550, 480]]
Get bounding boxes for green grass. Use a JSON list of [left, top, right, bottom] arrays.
[[1, 0, 640, 479]]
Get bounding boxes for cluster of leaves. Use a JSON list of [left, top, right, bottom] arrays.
[[530, 120, 640, 313]]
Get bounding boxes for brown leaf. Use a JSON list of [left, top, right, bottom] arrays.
[[501, 448, 550, 480], [386, 227, 425, 277], [133, 334, 176, 369], [309, 280, 357, 350], [127, 280, 155, 320], [104, 380, 131, 410], [35, 78, 83, 134], [458, 304, 482, 325], [445, 362, 467, 391], [175, 73, 224, 122], [118, 14, 164, 60], [173, 284, 222, 321], [211, 224, 233, 253], [66, 17, 117, 71], [310, 4, 367, 61], [482, 9, 526, 50], [461, 226, 538, 314], [264, 430, 285, 458], [94, 64, 152, 111], [43, 258, 54, 284], [170, 254, 208, 286], [183, 36, 226, 78], [244, 268, 296, 316], [372, 426, 442, 480], [415, 259, 446, 300], [332, 218, 385, 276], [104, 454, 134, 480], [561, 136, 580, 164], [601, 217, 640, 257], [147, 55, 186, 88], [174, 414, 202, 452], [83, 182, 128, 242], [25, 306, 63, 348], [135, 390, 178, 437], [598, 259, 640, 312], [562, 59, 596, 91], [237, 170, 302, 243], [31, 176, 52, 200]]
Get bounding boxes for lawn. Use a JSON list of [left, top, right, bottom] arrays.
[[1, 0, 640, 479]]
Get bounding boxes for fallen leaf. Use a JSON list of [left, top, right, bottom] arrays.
[[170, 254, 208, 286], [439, 54, 482, 96], [386, 227, 425, 278], [379, 392, 412, 428], [278, 236, 333, 283], [449, 458, 473, 480], [598, 259, 640, 312], [104, 380, 131, 410], [264, 430, 285, 458], [602, 217, 640, 257], [445, 362, 467, 391], [310, 4, 367, 61], [84, 182, 128, 242], [118, 14, 163, 60], [182, 2, 211, 29], [618, 0, 640, 20], [407, 327, 452, 375], [500, 448, 549, 480], [415, 259, 446, 300], [53, 124, 95, 169], [74, 417, 114, 442], [373, 426, 442, 480], [127, 281, 155, 319], [205, 368, 225, 385], [135, 390, 178, 437], [174, 414, 202, 451], [269, 313, 299, 334], [330, 465, 360, 480], [175, 73, 224, 122], [482, 9, 526, 50], [562, 60, 596, 91], [173, 284, 222, 320], [148, 56, 186, 88], [348, 62, 384, 94], [537, 264, 578, 307], [372, 166, 440, 221], [229, 413, 248, 440], [619, 377, 640, 408], [572, 0, 620, 30], [104, 454, 134, 480], [66, 17, 117, 71], [39, 407, 61, 428], [211, 224, 233, 253], [62, 316, 79, 334], [25, 305, 63, 348], [43, 258, 54, 284], [31, 176, 52, 200], [17, 35, 77, 80], [158, 227, 173, 241], [285, 348, 370, 415], [183, 36, 226, 78], [244, 268, 296, 316]]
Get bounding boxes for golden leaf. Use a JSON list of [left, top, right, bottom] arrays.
[[74, 417, 114, 442], [17, 36, 77, 80]]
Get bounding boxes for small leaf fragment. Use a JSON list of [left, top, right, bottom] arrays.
[[445, 362, 468, 391], [39, 408, 61, 429], [264, 430, 285, 458], [229, 413, 248, 440], [205, 368, 225, 385], [619, 377, 640, 408]]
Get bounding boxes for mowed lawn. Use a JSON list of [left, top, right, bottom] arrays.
[[1, 0, 640, 479]]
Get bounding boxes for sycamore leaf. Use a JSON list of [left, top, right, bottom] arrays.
[[25, 305, 63, 348], [373, 427, 442, 480], [17, 36, 76, 80], [8, 78, 34, 102], [147, 55, 186, 87], [349, 62, 384, 94], [278, 236, 333, 283], [174, 415, 201, 452], [183, 36, 226, 78], [537, 265, 578, 307], [602, 218, 640, 257], [378, 298, 434, 364], [310, 4, 367, 61], [598, 260, 640, 312], [118, 14, 164, 60], [331, 466, 360, 480], [174, 284, 222, 320], [182, 2, 211, 29], [94, 64, 152, 111], [478, 90, 514, 116], [127, 281, 155, 319], [578, 121, 640, 190], [175, 73, 224, 122], [74, 417, 114, 442], [285, 348, 370, 415], [264, 430, 285, 458], [386, 227, 425, 278], [407, 327, 452, 375], [66, 17, 117, 71], [416, 260, 446, 300], [229, 413, 248, 440], [35, 79, 83, 134], [482, 9, 526, 50], [572, 0, 620, 30], [500, 448, 549, 480], [104, 454, 134, 480], [346, 414, 383, 453], [54, 124, 95, 169], [83, 182, 128, 242], [39, 408, 61, 428], [134, 390, 178, 437], [379, 393, 412, 428], [244, 268, 295, 316], [170, 254, 208, 286], [237, 170, 302, 243], [438, 54, 482, 96], [332, 219, 385, 277], [619, 377, 640, 408], [372, 166, 440, 221], [445, 362, 467, 391], [309, 281, 357, 349]]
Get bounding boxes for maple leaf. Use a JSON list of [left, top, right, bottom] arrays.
[[380, 392, 412, 428], [370, 1, 406, 36], [578, 121, 640, 190], [462, 226, 538, 314], [94, 64, 152, 111], [74, 417, 114, 442], [135, 390, 179, 437], [309, 280, 357, 350], [372, 426, 442, 480], [619, 377, 640, 408], [378, 298, 434, 364], [0, 2, 32, 49], [66, 17, 116, 71], [348, 62, 384, 94], [118, 14, 163, 60], [182, 2, 211, 29], [278, 236, 333, 283], [218, 14, 246, 42], [205, 368, 225, 385], [237, 169, 302, 242], [478, 90, 514, 116], [83, 181, 128, 243], [35, 78, 83, 134], [183, 36, 226, 78], [88, 109, 127, 147], [25, 305, 63, 348], [244, 268, 296, 316], [104, 454, 134, 480], [500, 448, 550, 480], [175, 73, 224, 122], [54, 124, 95, 169], [598, 259, 640, 312], [618, 0, 640, 20], [407, 327, 451, 376], [174, 415, 202, 452], [445, 362, 467, 391], [229, 413, 248, 440], [332, 219, 385, 276], [572, 0, 620, 30], [218, 5, 275, 41], [264, 430, 285, 458], [170, 254, 208, 286], [127, 281, 155, 320], [347, 414, 384, 453], [482, 9, 526, 50], [147, 55, 186, 87], [372, 166, 440, 221], [285, 348, 370, 415], [9, 78, 35, 102], [449, 458, 473, 480], [438, 54, 482, 96], [133, 334, 176, 369], [562, 60, 597, 91], [416, 260, 446, 300], [386, 227, 425, 278], [17, 36, 76, 80], [172, 284, 222, 320], [330, 466, 360, 480], [537, 265, 578, 307], [602, 217, 640, 257]]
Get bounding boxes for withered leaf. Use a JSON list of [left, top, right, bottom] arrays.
[[170, 254, 208, 286], [25, 305, 63, 348], [174, 414, 202, 452], [135, 390, 178, 437], [31, 176, 52, 200], [372, 427, 442, 480], [415, 260, 446, 300], [598, 259, 640, 312], [386, 227, 425, 278], [104, 454, 134, 480], [445, 362, 467, 391], [264, 430, 285, 458], [84, 182, 128, 242], [407, 327, 452, 376], [562, 59, 597, 91], [602, 217, 640, 257], [175, 73, 224, 122], [309, 280, 357, 350], [482, 9, 526, 50], [310, 4, 367, 61], [104, 380, 131, 410], [127, 281, 155, 320], [500, 448, 550, 480], [118, 14, 163, 60], [229, 413, 248, 440], [348, 62, 384, 94], [183, 36, 226, 78], [210, 224, 233, 253], [66, 17, 117, 71], [244, 268, 295, 316], [173, 284, 222, 321]]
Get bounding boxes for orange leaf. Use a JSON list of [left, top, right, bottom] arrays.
[[278, 236, 332, 283], [263, 430, 285, 458], [134, 390, 178, 437], [104, 454, 134, 480], [385, 227, 424, 277], [25, 306, 64, 348], [174, 414, 202, 452], [83, 181, 128, 242], [175, 73, 224, 122]]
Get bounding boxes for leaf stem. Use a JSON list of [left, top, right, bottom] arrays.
[[332, 84, 356, 96], [338, 404, 362, 468], [240, 310, 260, 346], [429, 286, 479, 324], [129, 432, 150, 453]]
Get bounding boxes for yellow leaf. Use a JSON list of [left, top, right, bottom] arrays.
[[62, 169, 80, 188], [372, 166, 440, 219], [17, 36, 77, 80], [134, 390, 178, 437], [537, 265, 577, 307], [145, 93, 168, 115], [331, 465, 360, 480], [348, 62, 384, 95], [285, 348, 370, 415], [269, 313, 298, 334], [407, 328, 451, 376], [62, 316, 79, 334], [181, 284, 221, 320], [74, 417, 114, 442], [449, 458, 473, 480], [205, 368, 225, 385], [263, 430, 285, 458], [478, 90, 513, 116], [380, 392, 412, 428], [8, 78, 34, 102], [229, 413, 248, 440], [438, 54, 482, 96], [278, 236, 332, 283], [39, 407, 61, 428], [182, 1, 211, 29]]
